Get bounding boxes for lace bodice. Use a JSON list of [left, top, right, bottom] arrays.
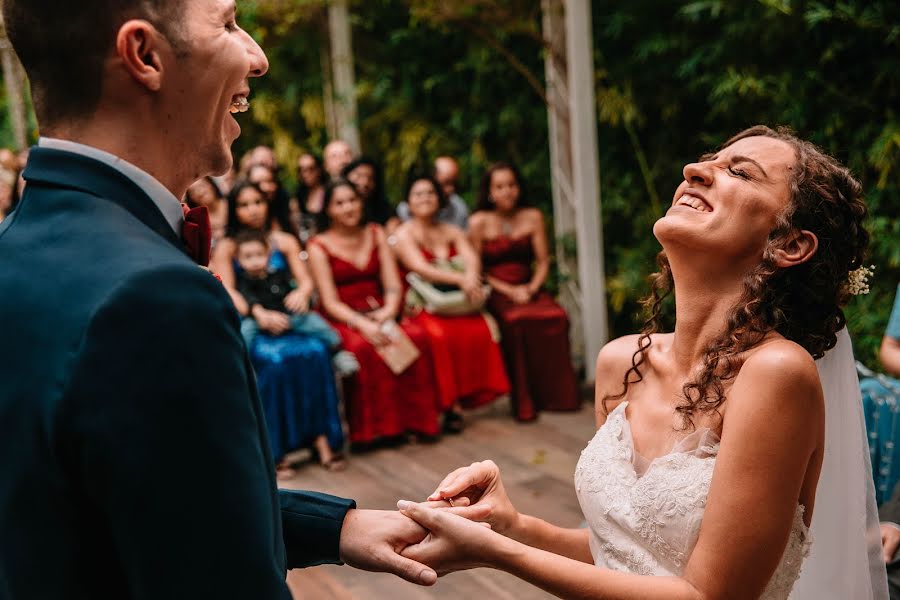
[[574, 402, 811, 599]]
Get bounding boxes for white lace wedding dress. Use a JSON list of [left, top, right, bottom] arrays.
[[574, 401, 811, 598]]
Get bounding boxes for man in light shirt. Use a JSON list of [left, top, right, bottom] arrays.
[[397, 156, 470, 229], [0, 0, 437, 598]]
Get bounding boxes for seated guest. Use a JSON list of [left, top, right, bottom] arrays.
[[294, 152, 327, 242], [185, 176, 228, 246], [469, 161, 580, 421], [247, 163, 296, 236], [863, 283, 900, 503], [323, 139, 354, 181], [211, 181, 345, 473], [307, 179, 442, 445], [393, 175, 510, 432], [881, 284, 900, 378], [397, 156, 469, 229], [234, 229, 359, 378], [341, 157, 399, 232]]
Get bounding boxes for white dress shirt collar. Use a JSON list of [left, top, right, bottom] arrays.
[[38, 137, 184, 235]]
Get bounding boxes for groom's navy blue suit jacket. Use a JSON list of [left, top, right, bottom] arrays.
[[0, 147, 354, 598]]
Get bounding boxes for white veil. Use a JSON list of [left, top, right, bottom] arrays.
[[792, 328, 888, 599]]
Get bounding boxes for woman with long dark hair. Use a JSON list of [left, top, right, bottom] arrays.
[[211, 180, 345, 474], [247, 163, 296, 237], [294, 152, 326, 242], [392, 174, 510, 433], [468, 161, 580, 421], [341, 157, 399, 232], [307, 179, 443, 445]]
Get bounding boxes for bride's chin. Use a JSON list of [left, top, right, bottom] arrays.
[[653, 220, 716, 256], [652, 216, 685, 245]]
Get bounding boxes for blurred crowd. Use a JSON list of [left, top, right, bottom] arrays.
[[5, 140, 582, 477]]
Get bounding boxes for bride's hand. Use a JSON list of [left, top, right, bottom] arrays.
[[398, 500, 499, 575], [426, 460, 520, 536]]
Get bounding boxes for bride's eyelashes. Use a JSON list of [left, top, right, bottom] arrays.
[[728, 167, 752, 180]]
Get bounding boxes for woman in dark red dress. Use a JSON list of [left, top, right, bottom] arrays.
[[307, 179, 442, 444], [469, 162, 580, 421], [393, 175, 510, 432]]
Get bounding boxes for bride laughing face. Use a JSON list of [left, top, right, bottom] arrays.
[[654, 135, 798, 272]]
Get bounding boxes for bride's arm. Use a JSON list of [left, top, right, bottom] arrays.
[[404, 340, 825, 600]]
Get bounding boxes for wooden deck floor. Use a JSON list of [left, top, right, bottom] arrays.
[[280, 398, 597, 600]]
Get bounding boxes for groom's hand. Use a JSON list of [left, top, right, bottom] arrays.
[[339, 509, 438, 585]]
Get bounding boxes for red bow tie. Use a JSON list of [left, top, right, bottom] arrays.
[[181, 204, 211, 267]]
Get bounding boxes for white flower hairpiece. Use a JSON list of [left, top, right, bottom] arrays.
[[846, 264, 875, 296]]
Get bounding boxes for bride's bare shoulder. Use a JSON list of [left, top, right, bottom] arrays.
[[594, 334, 668, 426], [595, 333, 670, 376], [729, 338, 824, 429]]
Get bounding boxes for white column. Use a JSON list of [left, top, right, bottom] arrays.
[[327, 0, 361, 153], [565, 0, 608, 381], [542, 0, 585, 371]]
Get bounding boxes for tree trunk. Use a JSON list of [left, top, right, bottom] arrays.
[[327, 0, 360, 153], [0, 8, 28, 150]]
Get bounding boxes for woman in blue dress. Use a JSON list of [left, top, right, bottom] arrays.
[[211, 180, 345, 475]]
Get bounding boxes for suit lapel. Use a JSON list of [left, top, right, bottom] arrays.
[[22, 147, 184, 251]]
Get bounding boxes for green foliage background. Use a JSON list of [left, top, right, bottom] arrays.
[[2, 0, 897, 366]]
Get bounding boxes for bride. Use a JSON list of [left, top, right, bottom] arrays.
[[397, 126, 885, 598]]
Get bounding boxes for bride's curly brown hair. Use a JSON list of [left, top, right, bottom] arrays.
[[604, 125, 869, 428]]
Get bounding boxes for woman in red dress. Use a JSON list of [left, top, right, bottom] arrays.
[[393, 175, 510, 433], [469, 162, 580, 421], [307, 179, 442, 444]]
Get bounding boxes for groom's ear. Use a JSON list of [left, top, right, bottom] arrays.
[[115, 20, 166, 92], [772, 229, 818, 268]]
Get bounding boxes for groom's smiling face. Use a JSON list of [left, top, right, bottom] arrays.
[[161, 0, 269, 180]]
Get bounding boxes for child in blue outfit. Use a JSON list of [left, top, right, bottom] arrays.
[[235, 230, 358, 376]]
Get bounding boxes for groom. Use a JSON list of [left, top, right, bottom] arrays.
[[0, 0, 436, 597]]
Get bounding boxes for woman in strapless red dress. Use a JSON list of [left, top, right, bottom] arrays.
[[392, 175, 510, 433], [469, 162, 580, 421], [307, 179, 442, 444]]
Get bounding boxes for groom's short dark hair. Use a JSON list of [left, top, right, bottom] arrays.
[[2, 0, 185, 128]]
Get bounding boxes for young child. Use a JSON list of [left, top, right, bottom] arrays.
[[234, 230, 359, 376]]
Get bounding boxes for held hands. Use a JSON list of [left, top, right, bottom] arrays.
[[338, 500, 483, 585], [391, 461, 519, 578], [346, 462, 516, 582], [397, 500, 500, 576]]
